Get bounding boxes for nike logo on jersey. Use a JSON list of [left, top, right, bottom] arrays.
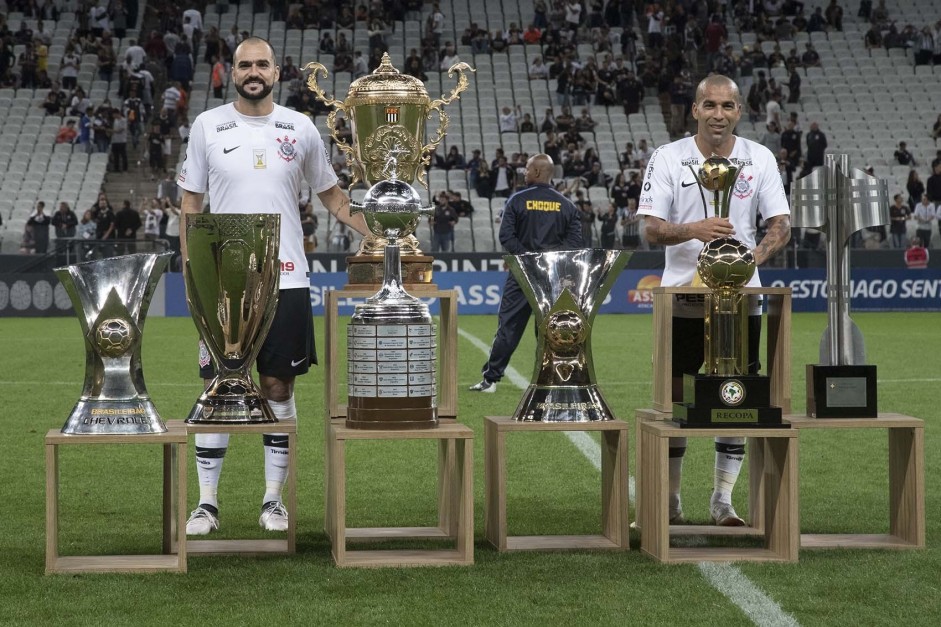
[[291, 357, 307, 367], [223, 146, 240, 154], [681, 181, 698, 188]]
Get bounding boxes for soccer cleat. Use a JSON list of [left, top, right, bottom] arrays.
[[259, 501, 289, 531], [185, 505, 219, 535], [468, 380, 496, 393], [711, 501, 746, 527]]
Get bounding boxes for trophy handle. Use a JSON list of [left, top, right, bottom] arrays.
[[422, 62, 475, 188], [304, 62, 359, 184]]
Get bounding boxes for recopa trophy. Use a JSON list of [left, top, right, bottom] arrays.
[[306, 52, 473, 285], [673, 157, 783, 428]]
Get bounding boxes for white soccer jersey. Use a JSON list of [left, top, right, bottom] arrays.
[[178, 103, 338, 289], [638, 136, 789, 315]]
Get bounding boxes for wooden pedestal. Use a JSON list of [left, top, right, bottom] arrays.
[[650, 287, 792, 413], [183, 420, 297, 555], [45, 421, 188, 574], [786, 413, 925, 549], [484, 416, 629, 552], [326, 419, 474, 567], [324, 286, 458, 419], [638, 420, 798, 563]]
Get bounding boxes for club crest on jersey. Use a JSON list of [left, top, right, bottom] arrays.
[[385, 106, 399, 123], [734, 173, 754, 199], [276, 135, 297, 162]]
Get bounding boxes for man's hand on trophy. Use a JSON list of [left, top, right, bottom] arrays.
[[693, 216, 735, 243]]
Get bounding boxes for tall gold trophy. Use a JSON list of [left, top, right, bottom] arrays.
[[305, 53, 473, 285], [673, 157, 783, 427]]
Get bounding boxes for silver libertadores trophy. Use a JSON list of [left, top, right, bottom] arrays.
[[508, 248, 629, 422], [345, 176, 438, 429], [56, 252, 172, 434], [184, 213, 281, 424], [672, 157, 783, 427], [791, 154, 889, 417]]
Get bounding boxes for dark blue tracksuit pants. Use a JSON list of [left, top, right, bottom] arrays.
[[481, 274, 532, 383]]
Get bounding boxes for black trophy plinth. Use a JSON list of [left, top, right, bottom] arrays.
[[805, 364, 877, 418], [673, 373, 785, 428]]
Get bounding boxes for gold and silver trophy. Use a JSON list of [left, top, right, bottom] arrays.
[[305, 52, 473, 285], [791, 154, 889, 417], [345, 173, 438, 429], [183, 213, 281, 424], [508, 249, 629, 422], [673, 157, 783, 427], [55, 252, 172, 434]]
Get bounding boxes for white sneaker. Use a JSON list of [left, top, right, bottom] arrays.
[[710, 501, 746, 527], [469, 380, 496, 393], [185, 505, 219, 535], [259, 501, 289, 531]]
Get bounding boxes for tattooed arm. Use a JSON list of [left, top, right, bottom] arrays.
[[643, 215, 736, 246], [317, 184, 369, 236], [753, 214, 791, 265]]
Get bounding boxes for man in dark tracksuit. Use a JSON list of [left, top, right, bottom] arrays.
[[470, 154, 584, 392]]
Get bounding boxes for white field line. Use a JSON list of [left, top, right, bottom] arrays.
[[459, 326, 799, 627]]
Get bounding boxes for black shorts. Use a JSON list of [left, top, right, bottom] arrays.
[[199, 287, 316, 380], [671, 315, 762, 377]]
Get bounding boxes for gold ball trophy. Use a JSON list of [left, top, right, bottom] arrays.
[[673, 157, 783, 427], [305, 53, 473, 286]]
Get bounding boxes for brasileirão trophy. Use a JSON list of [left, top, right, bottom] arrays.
[[56, 252, 171, 435], [791, 154, 889, 417], [305, 52, 473, 285], [509, 249, 629, 422], [673, 157, 783, 427], [183, 213, 281, 424], [345, 169, 438, 430]]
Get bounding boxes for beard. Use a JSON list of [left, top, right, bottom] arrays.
[[235, 78, 274, 101]]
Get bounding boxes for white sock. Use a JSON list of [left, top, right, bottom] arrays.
[[195, 432, 230, 510], [668, 437, 687, 513], [263, 396, 295, 505], [713, 436, 746, 505]]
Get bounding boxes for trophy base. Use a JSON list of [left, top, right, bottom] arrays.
[[346, 403, 438, 430], [62, 399, 167, 435], [186, 375, 277, 424], [806, 364, 877, 418], [513, 385, 615, 422], [346, 254, 434, 287], [672, 374, 785, 428]]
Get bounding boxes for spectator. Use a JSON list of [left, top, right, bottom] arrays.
[[19, 224, 36, 255], [476, 159, 494, 199], [141, 198, 164, 241], [762, 121, 783, 156], [520, 113, 536, 133], [932, 113, 941, 142], [907, 170, 925, 210], [147, 122, 165, 179], [599, 203, 619, 248], [864, 23, 883, 49], [781, 120, 802, 166], [492, 156, 515, 198], [825, 0, 844, 30], [444, 146, 466, 171], [889, 194, 911, 248], [56, 119, 78, 144], [431, 192, 459, 252], [110, 110, 128, 172], [540, 108, 557, 133], [27, 201, 52, 254], [529, 55, 549, 79], [913, 193, 936, 248], [635, 139, 654, 169], [806, 122, 828, 169], [894, 141, 916, 166], [576, 190, 595, 245], [52, 202, 78, 239], [499, 105, 521, 133], [116, 199, 142, 245], [904, 237, 929, 268], [450, 191, 473, 217]]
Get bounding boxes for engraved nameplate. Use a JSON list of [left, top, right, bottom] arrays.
[[826, 377, 868, 407]]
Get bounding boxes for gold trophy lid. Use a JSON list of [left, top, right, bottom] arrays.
[[346, 53, 429, 104]]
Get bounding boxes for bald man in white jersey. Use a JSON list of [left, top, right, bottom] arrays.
[[178, 37, 367, 535], [638, 75, 791, 526]]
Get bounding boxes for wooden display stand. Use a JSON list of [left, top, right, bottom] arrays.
[[638, 420, 798, 563], [786, 413, 925, 549], [650, 287, 792, 413], [325, 420, 474, 567], [484, 416, 630, 552], [323, 287, 458, 420], [183, 419, 297, 555], [45, 421, 188, 574]]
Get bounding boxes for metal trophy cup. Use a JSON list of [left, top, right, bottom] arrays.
[[508, 249, 629, 422], [184, 214, 281, 424], [305, 52, 473, 285], [673, 157, 783, 427], [55, 252, 172, 435], [791, 154, 889, 417], [345, 177, 438, 429]]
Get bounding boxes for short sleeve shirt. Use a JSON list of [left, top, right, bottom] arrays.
[[637, 136, 790, 315], [178, 103, 337, 289]]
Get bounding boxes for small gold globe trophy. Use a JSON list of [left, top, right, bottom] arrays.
[[673, 157, 784, 427], [306, 53, 474, 286]]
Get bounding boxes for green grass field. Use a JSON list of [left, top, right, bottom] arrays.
[[1, 312, 939, 626]]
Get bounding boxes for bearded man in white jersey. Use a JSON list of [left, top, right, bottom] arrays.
[[637, 75, 791, 526], [178, 37, 368, 535]]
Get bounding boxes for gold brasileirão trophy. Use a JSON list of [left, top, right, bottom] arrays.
[[673, 157, 783, 427], [305, 53, 473, 285]]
